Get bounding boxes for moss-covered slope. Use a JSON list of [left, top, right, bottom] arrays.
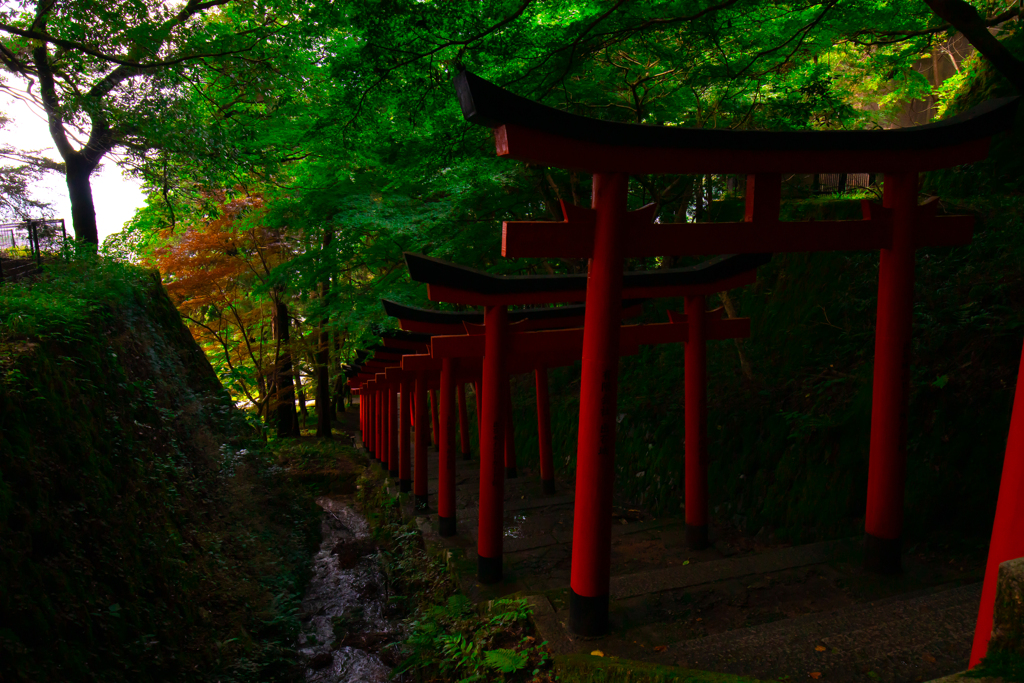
[[0, 259, 320, 683]]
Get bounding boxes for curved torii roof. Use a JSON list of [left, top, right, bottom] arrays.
[[455, 71, 1018, 174], [403, 251, 771, 305]]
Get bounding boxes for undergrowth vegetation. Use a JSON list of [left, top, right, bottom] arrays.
[[0, 257, 322, 683], [356, 466, 556, 682]]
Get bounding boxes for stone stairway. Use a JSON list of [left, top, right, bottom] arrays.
[[653, 582, 981, 683]]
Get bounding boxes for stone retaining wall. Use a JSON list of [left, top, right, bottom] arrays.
[[991, 556, 1024, 655]]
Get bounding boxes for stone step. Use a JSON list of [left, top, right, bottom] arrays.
[[610, 537, 858, 600], [660, 582, 982, 683]]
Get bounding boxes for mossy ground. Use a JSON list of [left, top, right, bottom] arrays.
[[0, 258, 327, 683]]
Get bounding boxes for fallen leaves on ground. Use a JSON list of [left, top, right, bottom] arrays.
[[815, 646, 826, 652], [591, 650, 604, 657], [654, 645, 668, 652], [809, 672, 822, 679], [923, 654, 937, 663]]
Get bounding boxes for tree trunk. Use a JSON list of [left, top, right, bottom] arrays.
[[65, 157, 100, 245], [274, 300, 297, 438], [317, 228, 334, 438], [924, 0, 1024, 94], [296, 362, 308, 429]]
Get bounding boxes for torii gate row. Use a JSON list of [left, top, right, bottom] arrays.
[[382, 299, 647, 516], [455, 70, 1018, 636], [403, 250, 769, 587], [387, 299, 652, 536], [350, 345, 424, 476]]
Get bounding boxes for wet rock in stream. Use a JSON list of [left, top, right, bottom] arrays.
[[298, 497, 402, 683]]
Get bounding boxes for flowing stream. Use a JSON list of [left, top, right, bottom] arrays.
[[297, 497, 403, 683]]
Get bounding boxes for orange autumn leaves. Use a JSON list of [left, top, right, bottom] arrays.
[[149, 192, 287, 408]]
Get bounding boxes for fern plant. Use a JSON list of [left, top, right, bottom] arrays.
[[482, 648, 528, 674]]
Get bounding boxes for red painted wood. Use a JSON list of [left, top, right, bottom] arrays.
[[495, 123, 992, 174], [474, 380, 482, 447], [383, 338, 429, 352], [458, 383, 471, 459], [504, 378, 516, 473], [479, 305, 509, 581], [427, 269, 758, 306], [386, 384, 396, 471], [431, 389, 440, 447], [970, 338, 1024, 666], [439, 358, 457, 522], [571, 172, 627, 608], [684, 294, 709, 541], [375, 383, 382, 459], [365, 383, 372, 454], [400, 376, 412, 483], [501, 203, 654, 257], [402, 354, 442, 372], [536, 367, 554, 483], [414, 370, 429, 498], [376, 386, 384, 463], [865, 173, 916, 552], [502, 214, 973, 259]]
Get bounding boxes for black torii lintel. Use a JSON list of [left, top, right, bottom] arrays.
[[456, 71, 1016, 153], [404, 252, 771, 295], [454, 71, 1018, 173]]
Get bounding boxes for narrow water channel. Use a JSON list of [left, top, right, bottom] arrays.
[[297, 497, 402, 683]]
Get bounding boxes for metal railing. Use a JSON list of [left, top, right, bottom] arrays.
[[0, 219, 67, 281]]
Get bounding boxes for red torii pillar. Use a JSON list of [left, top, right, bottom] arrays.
[[414, 369, 430, 511], [400, 373, 413, 492], [377, 374, 389, 470], [431, 389, 441, 448], [864, 172, 916, 574], [458, 383, 472, 461], [572, 172, 628, 632], [367, 381, 376, 457], [970, 338, 1024, 666], [535, 367, 556, 494], [387, 379, 398, 477], [439, 357, 459, 536], [478, 304, 509, 582]]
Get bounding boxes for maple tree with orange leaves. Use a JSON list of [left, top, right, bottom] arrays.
[[149, 190, 311, 425]]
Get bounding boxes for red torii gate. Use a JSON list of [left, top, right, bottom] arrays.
[[351, 344, 420, 477], [404, 250, 768, 589], [384, 298, 633, 530], [455, 70, 1017, 635]]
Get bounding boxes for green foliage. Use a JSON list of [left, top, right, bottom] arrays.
[[964, 649, 1024, 683], [355, 468, 553, 682], [396, 596, 549, 682]]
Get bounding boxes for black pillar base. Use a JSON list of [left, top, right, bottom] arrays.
[[379, 459, 388, 470], [478, 554, 502, 584], [389, 468, 399, 479], [462, 452, 472, 461], [569, 589, 609, 636], [439, 515, 457, 537], [414, 494, 429, 512], [686, 523, 709, 550], [399, 479, 412, 493], [542, 479, 556, 495], [864, 533, 902, 575], [506, 466, 518, 479]]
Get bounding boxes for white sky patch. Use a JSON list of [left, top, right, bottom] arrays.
[[0, 78, 147, 243]]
